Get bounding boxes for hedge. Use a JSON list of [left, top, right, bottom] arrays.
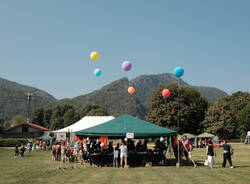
[[0, 138, 29, 147]]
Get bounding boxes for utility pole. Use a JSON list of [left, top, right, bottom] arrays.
[[27, 93, 33, 123]]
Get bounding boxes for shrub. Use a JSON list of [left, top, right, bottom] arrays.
[[0, 138, 28, 147]]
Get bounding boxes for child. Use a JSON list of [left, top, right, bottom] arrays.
[[27, 142, 32, 153], [73, 148, 78, 163], [79, 148, 84, 165], [20, 144, 25, 157], [14, 144, 19, 158], [32, 143, 36, 151], [36, 140, 40, 149], [51, 143, 56, 161], [113, 143, 119, 167]]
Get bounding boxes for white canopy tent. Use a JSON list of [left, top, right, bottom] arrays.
[[52, 116, 114, 141]]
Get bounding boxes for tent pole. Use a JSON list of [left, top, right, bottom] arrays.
[[177, 79, 180, 167]]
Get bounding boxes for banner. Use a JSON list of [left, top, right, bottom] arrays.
[[126, 132, 134, 139]]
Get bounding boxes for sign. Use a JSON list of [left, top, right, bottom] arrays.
[[56, 133, 66, 141], [248, 131, 250, 136], [126, 132, 134, 139]]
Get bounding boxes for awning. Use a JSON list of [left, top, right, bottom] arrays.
[[53, 116, 115, 133], [75, 114, 177, 138], [197, 132, 215, 138], [37, 134, 53, 140], [181, 133, 197, 139]]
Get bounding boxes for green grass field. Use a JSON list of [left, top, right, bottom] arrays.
[[0, 144, 250, 184]]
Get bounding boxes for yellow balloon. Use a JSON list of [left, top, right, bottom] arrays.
[[90, 51, 99, 61]]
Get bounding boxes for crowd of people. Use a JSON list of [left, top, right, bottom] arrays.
[[48, 137, 169, 168], [14, 139, 52, 158], [13, 136, 234, 169]]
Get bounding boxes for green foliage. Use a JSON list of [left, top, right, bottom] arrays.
[[49, 104, 76, 130], [0, 138, 28, 147], [10, 115, 25, 127], [61, 75, 226, 119], [30, 103, 109, 130], [0, 77, 58, 125], [236, 102, 250, 140], [78, 103, 109, 117], [146, 83, 208, 134], [61, 78, 146, 119], [0, 74, 227, 126], [63, 108, 80, 127], [202, 92, 250, 139], [43, 109, 53, 128], [31, 108, 44, 126]]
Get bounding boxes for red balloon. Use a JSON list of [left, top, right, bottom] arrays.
[[162, 89, 170, 98]]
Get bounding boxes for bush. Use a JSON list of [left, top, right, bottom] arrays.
[[0, 138, 28, 147]]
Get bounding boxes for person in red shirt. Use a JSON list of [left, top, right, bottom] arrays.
[[35, 140, 39, 149]]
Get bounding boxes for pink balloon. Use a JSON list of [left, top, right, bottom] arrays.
[[162, 89, 170, 98]]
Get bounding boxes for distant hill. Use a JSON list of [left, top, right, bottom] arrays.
[[0, 78, 58, 124], [129, 73, 188, 108], [129, 73, 228, 105], [60, 73, 228, 118], [61, 78, 146, 119], [192, 86, 228, 104], [0, 73, 227, 124]]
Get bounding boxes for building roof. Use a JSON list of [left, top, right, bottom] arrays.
[[5, 122, 49, 132], [53, 116, 115, 133], [75, 114, 178, 138]]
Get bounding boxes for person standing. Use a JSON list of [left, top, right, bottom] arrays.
[[51, 143, 56, 161], [120, 142, 128, 168], [206, 141, 216, 168], [220, 140, 234, 168], [113, 143, 120, 167], [14, 144, 19, 158], [27, 142, 32, 153], [183, 136, 191, 162], [20, 144, 26, 157], [61, 142, 67, 163], [74, 141, 79, 161], [32, 142, 36, 151], [56, 143, 61, 161]]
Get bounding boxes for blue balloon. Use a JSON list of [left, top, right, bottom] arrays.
[[174, 67, 184, 78], [94, 69, 102, 77]]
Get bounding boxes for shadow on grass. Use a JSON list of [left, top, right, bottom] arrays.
[[233, 165, 250, 168]]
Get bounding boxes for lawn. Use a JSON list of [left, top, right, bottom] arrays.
[[0, 144, 250, 184]]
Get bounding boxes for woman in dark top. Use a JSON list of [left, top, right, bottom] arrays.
[[20, 144, 25, 157], [206, 141, 216, 168], [220, 140, 234, 168]]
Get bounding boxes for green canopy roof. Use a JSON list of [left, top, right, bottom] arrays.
[[197, 132, 215, 138], [75, 114, 177, 138], [181, 133, 197, 139], [37, 134, 53, 140]]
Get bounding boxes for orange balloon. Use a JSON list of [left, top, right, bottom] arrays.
[[128, 87, 135, 95]]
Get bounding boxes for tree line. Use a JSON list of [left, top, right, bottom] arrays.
[[1, 104, 109, 131], [147, 83, 250, 140], [2, 83, 249, 140]]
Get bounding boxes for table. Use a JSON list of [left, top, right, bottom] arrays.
[[90, 152, 165, 167]]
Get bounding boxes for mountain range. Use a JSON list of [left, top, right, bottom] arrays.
[[0, 73, 228, 125]]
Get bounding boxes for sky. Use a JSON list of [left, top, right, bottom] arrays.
[[0, 0, 249, 99]]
